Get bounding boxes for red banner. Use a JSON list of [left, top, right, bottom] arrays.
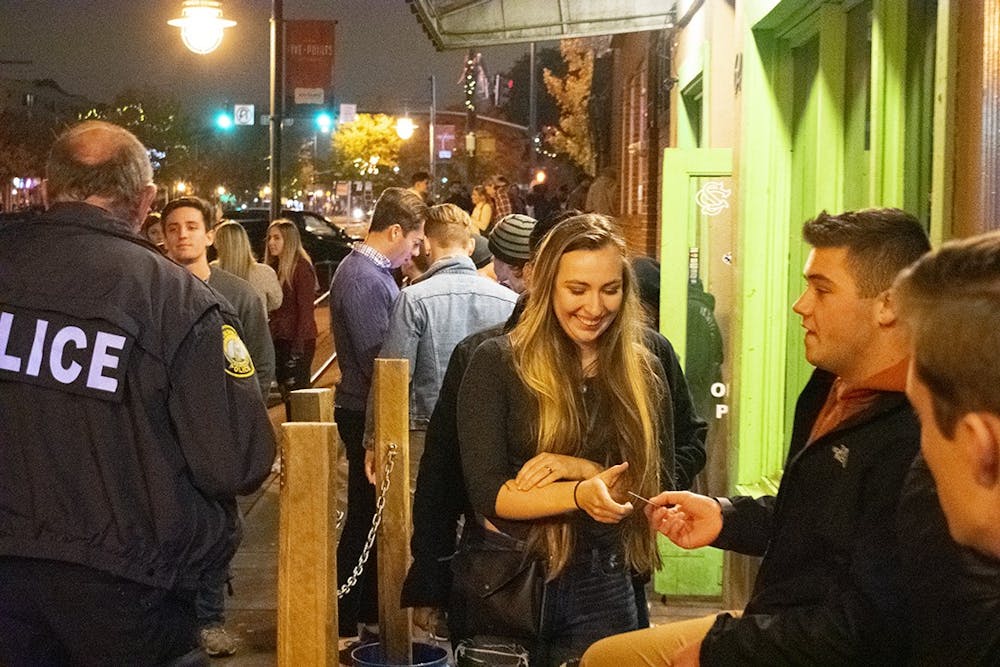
[[285, 20, 336, 105]]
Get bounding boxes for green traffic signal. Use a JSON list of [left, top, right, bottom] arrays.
[[215, 111, 234, 130], [316, 111, 333, 132]]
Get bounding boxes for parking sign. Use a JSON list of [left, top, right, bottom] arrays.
[[234, 104, 255, 126]]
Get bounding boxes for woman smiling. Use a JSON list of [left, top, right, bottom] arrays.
[[454, 214, 676, 666]]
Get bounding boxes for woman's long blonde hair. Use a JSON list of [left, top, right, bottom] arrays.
[[264, 219, 312, 285], [213, 221, 256, 281], [509, 214, 664, 577]]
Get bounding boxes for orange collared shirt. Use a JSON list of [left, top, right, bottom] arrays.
[[808, 357, 909, 444]]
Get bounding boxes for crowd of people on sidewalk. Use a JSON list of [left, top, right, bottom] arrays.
[[2, 119, 1000, 667]]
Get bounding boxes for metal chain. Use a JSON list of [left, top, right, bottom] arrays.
[[337, 443, 397, 599]]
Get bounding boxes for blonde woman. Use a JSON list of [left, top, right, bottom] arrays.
[[265, 220, 318, 392], [212, 221, 283, 313], [470, 184, 494, 234], [455, 214, 675, 666]]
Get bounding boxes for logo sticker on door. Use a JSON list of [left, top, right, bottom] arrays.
[[695, 181, 732, 216]]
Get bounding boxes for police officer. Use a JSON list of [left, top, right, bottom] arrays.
[[0, 120, 276, 665]]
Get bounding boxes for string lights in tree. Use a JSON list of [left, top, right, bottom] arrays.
[[462, 51, 477, 111]]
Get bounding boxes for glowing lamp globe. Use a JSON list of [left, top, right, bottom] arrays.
[[396, 117, 416, 140], [169, 1, 237, 55]]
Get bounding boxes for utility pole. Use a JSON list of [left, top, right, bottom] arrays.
[[269, 0, 284, 221], [529, 42, 538, 173], [429, 75, 437, 199]]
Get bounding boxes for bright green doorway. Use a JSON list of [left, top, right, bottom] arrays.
[[656, 147, 733, 598]]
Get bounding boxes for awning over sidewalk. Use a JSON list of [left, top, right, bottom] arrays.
[[407, 0, 676, 50]]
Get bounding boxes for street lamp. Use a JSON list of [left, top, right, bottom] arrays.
[[168, 1, 236, 55], [171, 0, 284, 222], [395, 116, 416, 141]]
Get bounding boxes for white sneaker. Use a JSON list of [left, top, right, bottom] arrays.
[[199, 625, 238, 657]]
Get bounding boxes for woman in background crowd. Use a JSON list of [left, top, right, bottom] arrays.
[[141, 211, 164, 249], [213, 221, 283, 313], [454, 214, 676, 666], [265, 220, 318, 392], [470, 185, 494, 234]]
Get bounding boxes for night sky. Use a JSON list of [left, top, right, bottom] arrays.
[[1, 0, 534, 118]]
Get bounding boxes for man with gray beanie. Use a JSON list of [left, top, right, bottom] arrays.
[[488, 213, 536, 293]]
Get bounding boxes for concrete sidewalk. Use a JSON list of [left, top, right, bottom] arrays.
[[214, 473, 281, 666]]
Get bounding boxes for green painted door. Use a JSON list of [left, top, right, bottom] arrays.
[[655, 148, 733, 598]]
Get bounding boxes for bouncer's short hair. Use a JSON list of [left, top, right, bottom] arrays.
[[46, 120, 152, 215], [802, 208, 930, 296], [895, 231, 1000, 436], [370, 187, 428, 234]]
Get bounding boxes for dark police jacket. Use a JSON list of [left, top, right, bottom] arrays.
[[0, 202, 276, 591], [702, 369, 918, 665]]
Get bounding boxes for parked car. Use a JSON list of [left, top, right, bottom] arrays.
[[222, 208, 361, 289]]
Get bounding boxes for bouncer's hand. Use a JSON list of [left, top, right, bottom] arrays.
[[515, 453, 603, 490], [646, 491, 723, 549], [575, 462, 634, 524]]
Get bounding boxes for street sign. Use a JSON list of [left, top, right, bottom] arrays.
[[234, 104, 255, 126], [339, 103, 357, 124], [286, 20, 336, 107], [294, 89, 324, 105]]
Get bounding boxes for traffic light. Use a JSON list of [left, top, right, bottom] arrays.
[[315, 111, 333, 133], [214, 110, 234, 130]]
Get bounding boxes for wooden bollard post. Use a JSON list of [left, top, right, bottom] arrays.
[[373, 359, 413, 664], [291, 388, 349, 543], [289, 387, 335, 423], [278, 388, 338, 667]]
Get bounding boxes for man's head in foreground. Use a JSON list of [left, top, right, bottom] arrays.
[[44, 120, 156, 227], [792, 208, 930, 384], [895, 230, 1000, 559]]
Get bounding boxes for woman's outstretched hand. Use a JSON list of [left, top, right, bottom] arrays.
[[575, 462, 634, 524], [515, 453, 604, 491]]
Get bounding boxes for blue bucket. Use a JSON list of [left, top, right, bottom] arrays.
[[351, 641, 449, 667]]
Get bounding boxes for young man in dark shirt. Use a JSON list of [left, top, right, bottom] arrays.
[[583, 209, 930, 666], [161, 194, 275, 656], [893, 231, 1000, 663]]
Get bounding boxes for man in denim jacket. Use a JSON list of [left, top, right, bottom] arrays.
[[363, 204, 518, 494]]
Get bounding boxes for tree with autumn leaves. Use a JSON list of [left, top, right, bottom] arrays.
[[542, 37, 611, 176], [330, 113, 404, 188]]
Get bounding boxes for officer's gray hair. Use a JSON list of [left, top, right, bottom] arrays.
[[46, 120, 153, 220]]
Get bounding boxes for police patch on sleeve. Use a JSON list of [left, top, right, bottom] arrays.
[[221, 325, 255, 378]]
